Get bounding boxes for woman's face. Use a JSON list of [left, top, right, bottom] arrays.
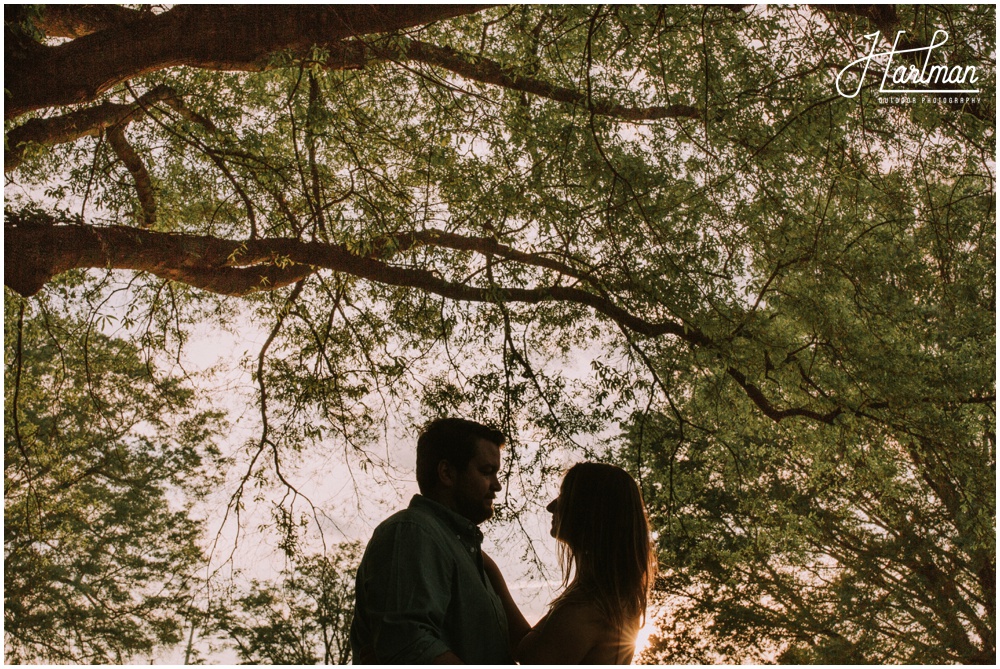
[[546, 494, 565, 540]]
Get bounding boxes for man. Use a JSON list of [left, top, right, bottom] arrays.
[[350, 417, 515, 664]]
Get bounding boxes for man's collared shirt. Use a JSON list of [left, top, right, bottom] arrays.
[[350, 494, 512, 664]]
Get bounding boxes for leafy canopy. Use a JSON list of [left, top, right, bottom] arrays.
[[3, 291, 226, 662], [4, 4, 995, 664]]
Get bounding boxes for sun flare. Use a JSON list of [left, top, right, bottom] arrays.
[[633, 614, 660, 658]]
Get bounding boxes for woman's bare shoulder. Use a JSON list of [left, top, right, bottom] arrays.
[[548, 596, 607, 628], [515, 598, 605, 664]]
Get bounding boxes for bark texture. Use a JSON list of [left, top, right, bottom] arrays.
[[106, 125, 157, 227], [6, 5, 492, 119], [35, 4, 146, 38], [5, 85, 179, 173]]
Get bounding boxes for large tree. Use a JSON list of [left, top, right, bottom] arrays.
[[206, 543, 362, 665], [3, 290, 226, 662], [5, 4, 995, 663]]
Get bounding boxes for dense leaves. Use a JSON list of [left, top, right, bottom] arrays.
[[206, 543, 362, 665], [3, 291, 226, 662], [4, 4, 995, 663]]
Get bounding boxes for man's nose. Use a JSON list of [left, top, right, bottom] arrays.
[[491, 475, 502, 492]]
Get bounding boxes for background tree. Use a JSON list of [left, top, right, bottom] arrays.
[[207, 542, 362, 665], [3, 287, 227, 662], [4, 4, 994, 663]]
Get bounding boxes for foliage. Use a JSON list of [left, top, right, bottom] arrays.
[[629, 396, 993, 664], [207, 543, 362, 665], [4, 4, 995, 663], [3, 288, 227, 663]]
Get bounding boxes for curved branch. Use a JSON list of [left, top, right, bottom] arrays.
[[105, 124, 157, 227], [726, 366, 843, 424], [5, 84, 178, 173], [384, 38, 702, 122], [9, 6, 700, 126], [11, 218, 968, 431], [6, 5, 494, 120], [4, 219, 700, 345]]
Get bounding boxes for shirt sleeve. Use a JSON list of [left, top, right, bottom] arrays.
[[359, 520, 455, 663]]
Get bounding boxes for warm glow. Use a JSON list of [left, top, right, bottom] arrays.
[[633, 614, 659, 658]]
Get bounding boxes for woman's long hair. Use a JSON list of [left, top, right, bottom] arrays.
[[552, 462, 657, 632]]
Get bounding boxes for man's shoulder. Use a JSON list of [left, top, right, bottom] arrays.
[[371, 502, 451, 541], [358, 504, 459, 573]]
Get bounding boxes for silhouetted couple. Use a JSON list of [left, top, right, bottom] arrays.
[[351, 417, 656, 664]]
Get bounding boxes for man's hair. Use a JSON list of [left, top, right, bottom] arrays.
[[416, 417, 505, 494]]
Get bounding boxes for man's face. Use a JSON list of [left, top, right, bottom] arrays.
[[451, 438, 502, 524]]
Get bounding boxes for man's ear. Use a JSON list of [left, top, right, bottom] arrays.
[[437, 459, 456, 488]]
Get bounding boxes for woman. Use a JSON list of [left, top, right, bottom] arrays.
[[486, 462, 657, 664]]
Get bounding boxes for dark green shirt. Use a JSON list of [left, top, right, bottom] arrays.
[[350, 495, 512, 664]]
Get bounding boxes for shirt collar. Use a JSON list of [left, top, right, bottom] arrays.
[[410, 494, 484, 543]]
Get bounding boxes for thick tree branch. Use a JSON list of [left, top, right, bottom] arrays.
[[4, 219, 701, 345], [35, 4, 146, 39], [105, 125, 157, 228], [5, 84, 179, 173], [5, 220, 314, 296], [6, 5, 493, 120], [9, 5, 698, 126]]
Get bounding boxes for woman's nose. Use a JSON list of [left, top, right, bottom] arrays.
[[546, 499, 557, 513]]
